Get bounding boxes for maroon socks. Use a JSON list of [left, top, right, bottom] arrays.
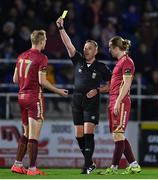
[[16, 135, 28, 161], [112, 139, 136, 167], [28, 139, 38, 167], [112, 140, 125, 166], [124, 139, 135, 163]]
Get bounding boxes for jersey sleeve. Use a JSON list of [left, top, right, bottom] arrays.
[[122, 59, 135, 76], [100, 63, 112, 82], [39, 55, 48, 72], [71, 51, 83, 66]]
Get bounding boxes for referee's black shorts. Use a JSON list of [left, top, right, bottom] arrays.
[[72, 92, 100, 125]]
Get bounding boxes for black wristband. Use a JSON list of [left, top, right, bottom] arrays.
[[58, 26, 64, 30]]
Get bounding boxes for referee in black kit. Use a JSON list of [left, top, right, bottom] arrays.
[[56, 17, 111, 174]]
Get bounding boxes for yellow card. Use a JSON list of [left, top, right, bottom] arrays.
[[61, 10, 68, 19]]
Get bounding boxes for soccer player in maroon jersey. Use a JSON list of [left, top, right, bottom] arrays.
[[100, 36, 141, 175], [11, 30, 68, 175]]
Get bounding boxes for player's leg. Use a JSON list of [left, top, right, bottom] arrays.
[[15, 125, 29, 162], [121, 103, 141, 174], [111, 102, 127, 170], [124, 139, 135, 163], [99, 132, 125, 175], [27, 117, 42, 169], [99, 103, 126, 175], [122, 138, 141, 174], [11, 107, 28, 174], [124, 139, 140, 169], [27, 117, 46, 176], [27, 94, 46, 175], [112, 132, 125, 167], [101, 101, 141, 175]]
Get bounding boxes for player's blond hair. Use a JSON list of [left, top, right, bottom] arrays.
[[31, 30, 46, 45], [109, 36, 131, 52]]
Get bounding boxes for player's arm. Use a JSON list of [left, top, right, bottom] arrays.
[[56, 17, 76, 57], [114, 75, 132, 116], [39, 70, 68, 97], [13, 67, 18, 83], [116, 75, 133, 103]]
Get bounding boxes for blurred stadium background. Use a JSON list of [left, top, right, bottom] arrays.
[[0, 0, 158, 169]]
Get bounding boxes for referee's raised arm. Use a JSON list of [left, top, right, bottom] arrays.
[[56, 17, 76, 58]]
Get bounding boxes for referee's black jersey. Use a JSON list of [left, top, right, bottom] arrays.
[[71, 51, 111, 92]]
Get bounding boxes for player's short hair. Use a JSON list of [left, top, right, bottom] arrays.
[[109, 36, 131, 52], [85, 39, 98, 50], [31, 30, 46, 45]]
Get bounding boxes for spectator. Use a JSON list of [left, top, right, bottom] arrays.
[[15, 25, 31, 53], [101, 20, 116, 57], [23, 8, 44, 30], [0, 21, 16, 57], [142, 69, 158, 120], [45, 22, 65, 58], [149, 69, 158, 120], [121, 4, 140, 34], [134, 42, 153, 84], [102, 0, 119, 25], [82, 0, 103, 40]]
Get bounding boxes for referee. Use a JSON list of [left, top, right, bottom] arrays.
[[56, 17, 111, 174]]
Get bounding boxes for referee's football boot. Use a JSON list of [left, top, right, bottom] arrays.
[[81, 162, 96, 174]]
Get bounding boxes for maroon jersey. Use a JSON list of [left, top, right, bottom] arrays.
[[16, 48, 48, 94], [109, 54, 135, 97], [108, 54, 135, 132]]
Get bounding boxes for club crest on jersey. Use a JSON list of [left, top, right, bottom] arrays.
[[92, 72, 96, 79]]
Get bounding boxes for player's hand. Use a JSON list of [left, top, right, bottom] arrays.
[[86, 89, 98, 98], [56, 17, 64, 28], [114, 100, 120, 116], [57, 89, 68, 97]]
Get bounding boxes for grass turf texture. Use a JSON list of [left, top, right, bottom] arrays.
[[0, 168, 158, 179]]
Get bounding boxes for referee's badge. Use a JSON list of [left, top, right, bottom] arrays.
[[92, 72, 96, 79], [78, 68, 82, 73]]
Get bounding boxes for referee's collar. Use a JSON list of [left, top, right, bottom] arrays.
[[85, 59, 97, 68]]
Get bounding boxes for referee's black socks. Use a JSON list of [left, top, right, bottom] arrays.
[[84, 133, 94, 167], [76, 137, 85, 157]]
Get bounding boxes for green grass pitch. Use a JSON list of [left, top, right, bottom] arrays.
[[0, 168, 158, 179]]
